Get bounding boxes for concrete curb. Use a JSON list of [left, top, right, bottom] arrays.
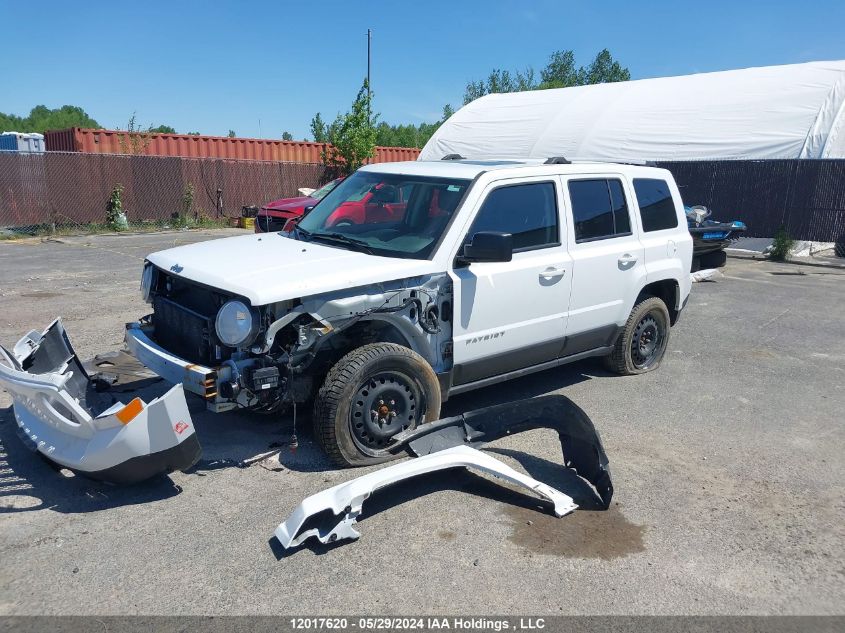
[[726, 249, 845, 270]]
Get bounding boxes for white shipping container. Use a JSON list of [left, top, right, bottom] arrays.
[[0, 132, 46, 153]]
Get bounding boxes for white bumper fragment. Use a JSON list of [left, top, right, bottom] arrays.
[[0, 319, 201, 484], [275, 445, 577, 549]]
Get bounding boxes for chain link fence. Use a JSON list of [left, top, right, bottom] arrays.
[[656, 159, 845, 242], [4, 152, 844, 243], [0, 151, 334, 235]]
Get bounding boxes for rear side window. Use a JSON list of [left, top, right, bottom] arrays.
[[633, 178, 679, 232], [568, 179, 632, 242], [468, 182, 558, 251]]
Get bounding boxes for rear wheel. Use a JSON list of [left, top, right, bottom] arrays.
[[314, 343, 441, 466], [604, 296, 671, 375]]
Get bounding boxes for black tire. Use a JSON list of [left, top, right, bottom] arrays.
[[313, 343, 441, 467], [604, 296, 671, 375]]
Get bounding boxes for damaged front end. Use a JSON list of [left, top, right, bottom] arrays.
[[0, 319, 201, 484], [275, 395, 613, 550], [127, 261, 453, 421]]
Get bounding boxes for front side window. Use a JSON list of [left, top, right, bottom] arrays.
[[568, 178, 632, 242], [296, 171, 470, 260], [466, 182, 558, 251], [633, 178, 678, 232]]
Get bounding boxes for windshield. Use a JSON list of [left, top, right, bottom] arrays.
[[296, 171, 471, 259], [311, 178, 341, 201]]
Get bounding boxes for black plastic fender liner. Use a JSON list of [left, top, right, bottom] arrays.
[[388, 395, 614, 509]]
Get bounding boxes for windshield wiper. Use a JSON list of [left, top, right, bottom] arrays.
[[293, 225, 312, 240], [309, 232, 374, 254]]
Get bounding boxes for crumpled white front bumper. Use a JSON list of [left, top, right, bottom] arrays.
[[0, 319, 201, 484]]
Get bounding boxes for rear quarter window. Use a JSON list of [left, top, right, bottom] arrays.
[[633, 178, 679, 232]]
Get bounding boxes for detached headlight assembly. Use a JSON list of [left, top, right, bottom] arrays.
[[140, 264, 155, 304], [215, 300, 260, 347]]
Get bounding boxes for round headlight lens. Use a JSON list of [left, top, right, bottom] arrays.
[[215, 300, 259, 347], [140, 264, 154, 304]]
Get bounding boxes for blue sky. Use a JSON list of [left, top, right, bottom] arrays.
[[2, 0, 844, 139]]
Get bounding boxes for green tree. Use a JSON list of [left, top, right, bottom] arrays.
[[539, 50, 579, 88], [462, 48, 630, 103], [0, 105, 100, 133], [579, 48, 631, 84], [227, 130, 237, 138], [281, 131, 293, 141], [149, 124, 176, 134], [178, 182, 196, 225], [462, 68, 537, 104], [310, 112, 329, 143], [372, 104, 456, 148], [106, 183, 127, 230], [186, 131, 201, 135], [322, 80, 377, 174]]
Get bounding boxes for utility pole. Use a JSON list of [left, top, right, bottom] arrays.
[[367, 28, 372, 122]]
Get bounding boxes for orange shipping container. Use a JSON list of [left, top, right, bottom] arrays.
[[43, 128, 420, 163]]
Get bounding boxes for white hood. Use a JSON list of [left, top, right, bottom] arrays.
[[146, 232, 441, 306]]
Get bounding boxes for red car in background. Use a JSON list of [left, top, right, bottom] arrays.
[[255, 178, 344, 233], [255, 177, 412, 233]]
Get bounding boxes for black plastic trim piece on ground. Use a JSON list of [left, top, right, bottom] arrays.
[[81, 434, 203, 485], [388, 394, 613, 509]]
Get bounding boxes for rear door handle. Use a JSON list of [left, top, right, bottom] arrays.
[[618, 254, 638, 265], [539, 266, 566, 280]]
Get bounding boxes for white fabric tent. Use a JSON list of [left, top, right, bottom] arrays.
[[420, 60, 845, 162]]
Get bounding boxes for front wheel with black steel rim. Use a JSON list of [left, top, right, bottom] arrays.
[[314, 342, 441, 466], [604, 296, 671, 375]]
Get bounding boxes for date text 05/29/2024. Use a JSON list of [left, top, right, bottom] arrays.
[[289, 618, 546, 631]]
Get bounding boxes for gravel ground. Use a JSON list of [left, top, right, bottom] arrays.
[[0, 230, 843, 615]]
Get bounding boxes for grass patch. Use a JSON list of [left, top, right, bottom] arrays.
[[768, 226, 794, 261], [0, 217, 234, 241]]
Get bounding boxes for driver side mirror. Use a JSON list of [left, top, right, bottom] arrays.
[[303, 205, 315, 215], [459, 231, 513, 264]]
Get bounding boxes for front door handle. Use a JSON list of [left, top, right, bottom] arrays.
[[539, 266, 566, 281], [618, 254, 639, 265]]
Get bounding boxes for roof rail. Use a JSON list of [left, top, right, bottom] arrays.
[[441, 154, 465, 161], [544, 156, 571, 164], [570, 158, 658, 166]]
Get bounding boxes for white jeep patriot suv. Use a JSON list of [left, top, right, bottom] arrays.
[[126, 158, 693, 465]]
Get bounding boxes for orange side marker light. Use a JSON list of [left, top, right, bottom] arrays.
[[116, 398, 144, 424]]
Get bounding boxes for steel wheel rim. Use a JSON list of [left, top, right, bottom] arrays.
[[350, 371, 421, 456], [631, 312, 664, 369]]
